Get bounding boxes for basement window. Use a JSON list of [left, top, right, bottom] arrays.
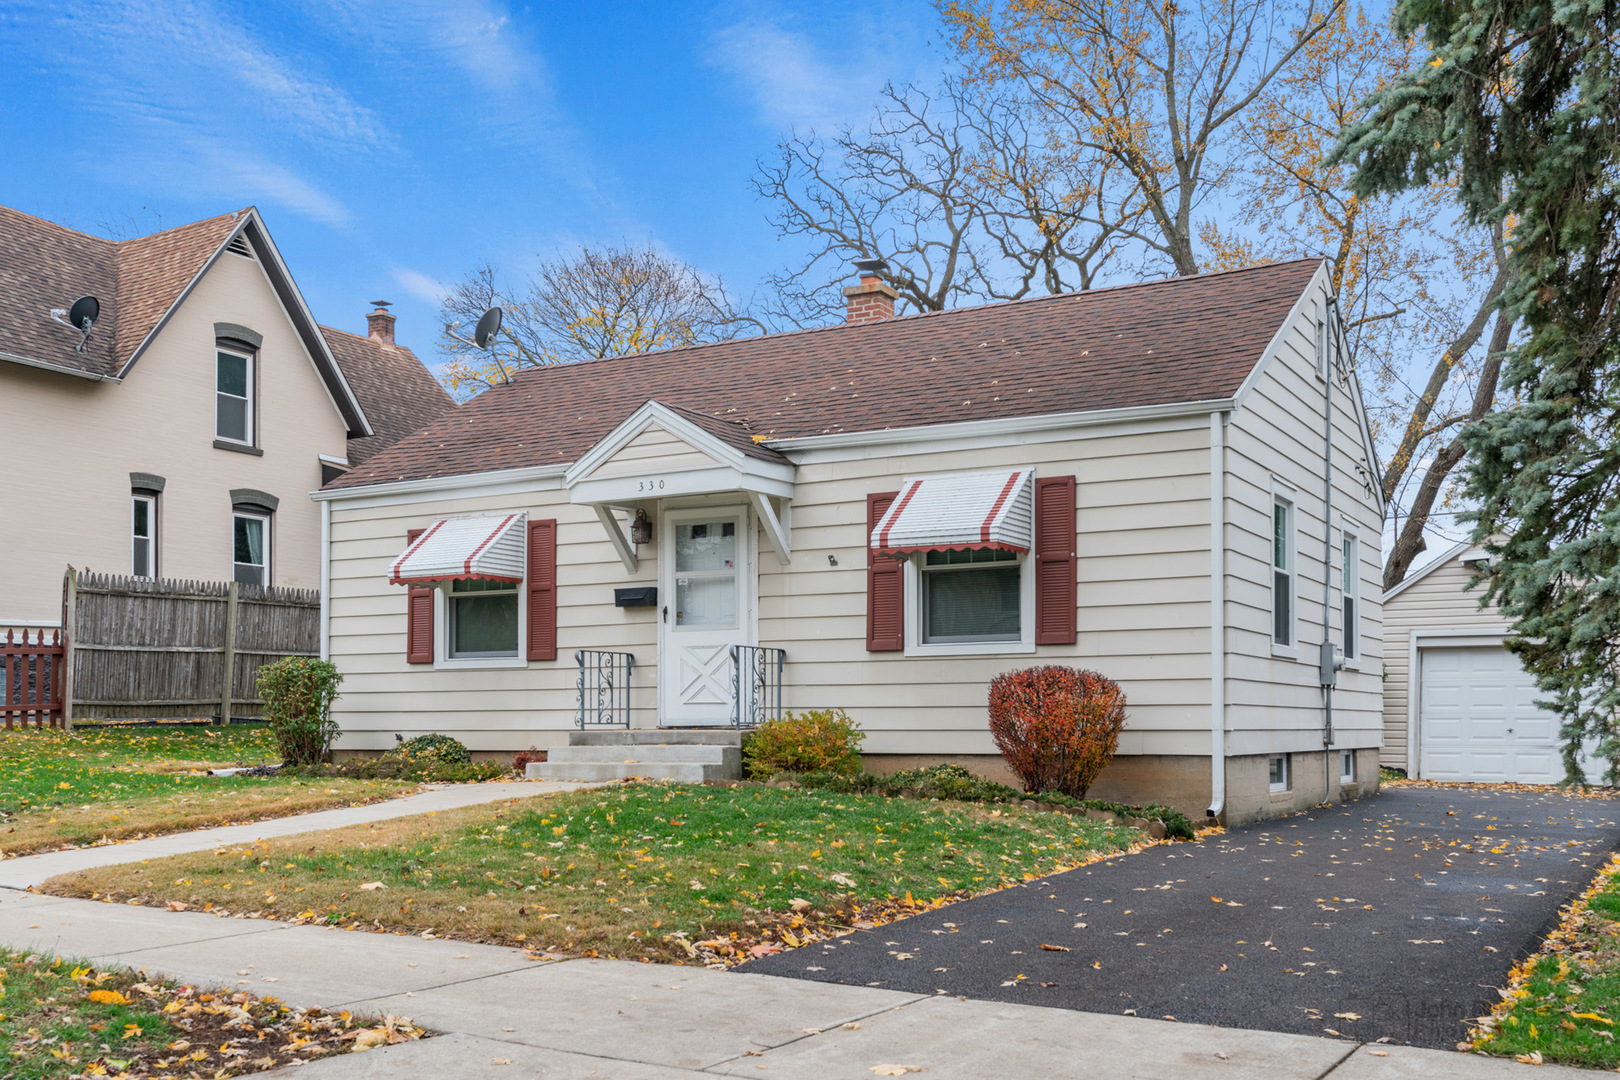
[[1268, 754, 1290, 793], [1340, 750, 1355, 783]]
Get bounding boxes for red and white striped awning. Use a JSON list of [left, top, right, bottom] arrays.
[[870, 469, 1034, 556], [389, 513, 527, 586]]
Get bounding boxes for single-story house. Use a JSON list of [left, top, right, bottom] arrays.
[[314, 259, 1386, 824], [1381, 540, 1596, 783]]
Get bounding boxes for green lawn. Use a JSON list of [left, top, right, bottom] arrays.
[[48, 782, 1142, 964], [1474, 856, 1620, 1068], [0, 726, 411, 855], [0, 948, 423, 1078]]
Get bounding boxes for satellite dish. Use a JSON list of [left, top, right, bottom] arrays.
[[68, 296, 100, 331], [474, 306, 503, 350]]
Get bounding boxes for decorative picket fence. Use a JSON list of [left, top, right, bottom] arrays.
[[1, 628, 66, 729], [61, 568, 319, 724]]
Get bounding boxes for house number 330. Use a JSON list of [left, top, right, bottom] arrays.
[[636, 478, 666, 492]]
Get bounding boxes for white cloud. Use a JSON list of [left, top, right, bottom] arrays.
[[392, 268, 450, 306], [709, 20, 847, 133]]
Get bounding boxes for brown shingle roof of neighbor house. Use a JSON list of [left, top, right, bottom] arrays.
[[327, 258, 1322, 491], [0, 204, 247, 378], [321, 325, 457, 465], [0, 203, 374, 436]]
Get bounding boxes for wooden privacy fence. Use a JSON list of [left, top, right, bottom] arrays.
[[2, 628, 67, 729], [64, 568, 319, 723]]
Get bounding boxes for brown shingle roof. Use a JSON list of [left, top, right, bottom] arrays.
[[112, 210, 245, 368], [0, 205, 246, 378], [328, 259, 1321, 491], [321, 326, 456, 465]]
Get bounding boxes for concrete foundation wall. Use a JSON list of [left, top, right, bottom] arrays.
[[864, 747, 1380, 824]]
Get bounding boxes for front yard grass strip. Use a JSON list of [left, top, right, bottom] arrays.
[[46, 782, 1144, 965], [1470, 852, 1620, 1068], [0, 727, 415, 856], [0, 947, 425, 1079]]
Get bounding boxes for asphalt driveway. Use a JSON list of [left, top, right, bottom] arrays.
[[739, 785, 1620, 1049]]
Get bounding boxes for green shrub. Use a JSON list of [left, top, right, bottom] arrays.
[[743, 709, 864, 778], [785, 762, 1196, 839], [256, 658, 343, 766], [988, 666, 1127, 799], [394, 733, 471, 765], [287, 757, 505, 783]]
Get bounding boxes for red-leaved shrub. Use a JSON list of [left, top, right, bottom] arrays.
[[511, 746, 548, 774], [988, 666, 1127, 798]]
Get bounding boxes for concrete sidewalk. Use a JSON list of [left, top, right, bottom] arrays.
[[0, 889, 1576, 1079], [0, 780, 592, 890]]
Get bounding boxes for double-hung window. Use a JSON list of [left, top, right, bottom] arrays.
[[233, 511, 270, 586], [447, 578, 520, 658], [131, 494, 156, 578], [1271, 495, 1294, 648], [216, 348, 254, 445], [1341, 532, 1360, 661], [920, 548, 1023, 644]]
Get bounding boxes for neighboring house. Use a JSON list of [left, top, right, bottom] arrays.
[[0, 205, 452, 625], [1380, 541, 1595, 783], [316, 259, 1386, 824]]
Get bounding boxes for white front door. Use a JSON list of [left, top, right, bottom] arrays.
[[659, 506, 754, 726]]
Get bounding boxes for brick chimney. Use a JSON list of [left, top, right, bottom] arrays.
[[366, 300, 396, 345], [843, 259, 898, 324]]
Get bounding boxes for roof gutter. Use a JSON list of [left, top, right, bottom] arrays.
[[0, 350, 121, 383]]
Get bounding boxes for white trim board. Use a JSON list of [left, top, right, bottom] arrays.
[[1381, 538, 1475, 603]]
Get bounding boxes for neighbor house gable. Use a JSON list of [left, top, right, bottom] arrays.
[[0, 204, 371, 437]]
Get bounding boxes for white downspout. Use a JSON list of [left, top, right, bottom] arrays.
[[319, 499, 332, 662], [1208, 410, 1227, 820]]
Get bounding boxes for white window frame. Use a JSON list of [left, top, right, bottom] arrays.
[[131, 493, 157, 579], [216, 347, 255, 446], [433, 575, 528, 671], [903, 549, 1036, 657], [1340, 523, 1361, 669], [1270, 484, 1297, 657], [1340, 749, 1355, 783], [232, 510, 271, 587], [1268, 753, 1291, 793]]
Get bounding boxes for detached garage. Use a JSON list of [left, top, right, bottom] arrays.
[[1383, 541, 1590, 784]]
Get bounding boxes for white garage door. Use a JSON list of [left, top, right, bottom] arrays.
[[1419, 645, 1563, 783]]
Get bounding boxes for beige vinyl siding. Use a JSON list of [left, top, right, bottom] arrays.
[[1379, 556, 1507, 768], [328, 485, 657, 751], [763, 426, 1214, 757], [0, 251, 349, 620], [326, 418, 1217, 756], [1222, 274, 1385, 760], [582, 424, 719, 480]]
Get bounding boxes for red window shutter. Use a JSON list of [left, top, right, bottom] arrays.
[[866, 491, 904, 651], [527, 519, 558, 661], [404, 528, 433, 664], [1034, 476, 1077, 645]]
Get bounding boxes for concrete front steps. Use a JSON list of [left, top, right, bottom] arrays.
[[527, 729, 742, 783]]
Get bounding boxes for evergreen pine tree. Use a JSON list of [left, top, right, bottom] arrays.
[[1335, 0, 1620, 781]]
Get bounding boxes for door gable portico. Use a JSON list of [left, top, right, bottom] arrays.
[[565, 400, 796, 571]]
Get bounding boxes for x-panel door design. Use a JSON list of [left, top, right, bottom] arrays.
[[658, 505, 756, 726]]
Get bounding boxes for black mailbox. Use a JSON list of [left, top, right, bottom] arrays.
[[615, 586, 658, 608]]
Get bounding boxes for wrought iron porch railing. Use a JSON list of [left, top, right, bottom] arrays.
[[575, 650, 634, 728], [730, 645, 785, 729]]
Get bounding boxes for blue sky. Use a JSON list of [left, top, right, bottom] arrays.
[[0, 0, 943, 354]]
